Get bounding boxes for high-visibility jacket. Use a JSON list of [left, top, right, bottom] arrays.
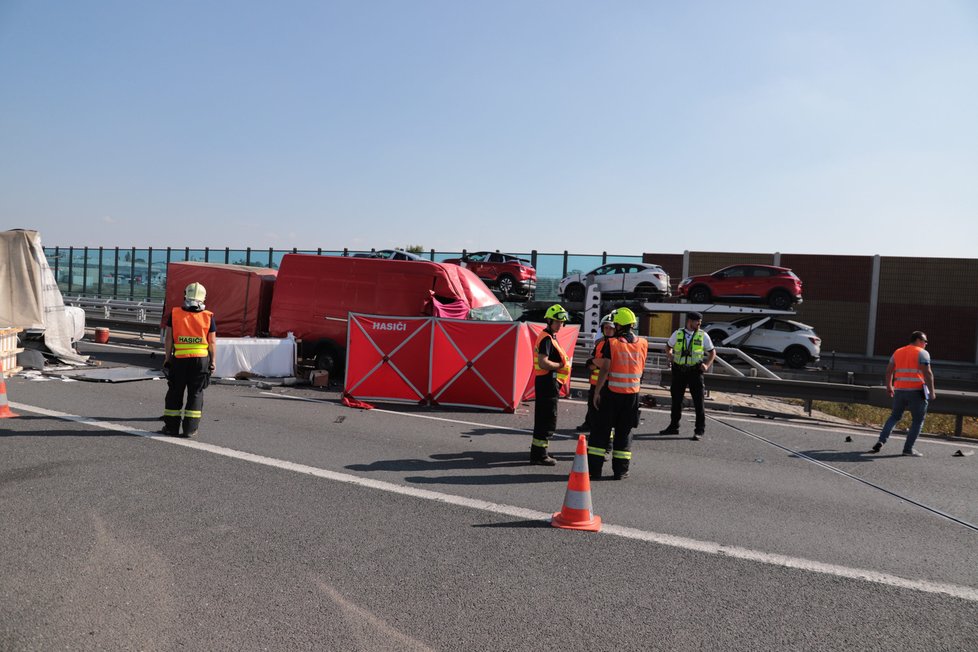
[[589, 338, 604, 385], [892, 344, 926, 390], [171, 308, 213, 358], [534, 329, 570, 385], [604, 335, 648, 394], [673, 329, 705, 365]]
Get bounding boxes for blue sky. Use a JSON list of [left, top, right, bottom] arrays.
[[2, 1, 976, 256]]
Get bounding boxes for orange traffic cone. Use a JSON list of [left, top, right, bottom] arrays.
[[0, 371, 18, 418], [551, 434, 601, 532]]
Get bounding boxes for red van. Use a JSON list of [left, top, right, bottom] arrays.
[[268, 254, 511, 372]]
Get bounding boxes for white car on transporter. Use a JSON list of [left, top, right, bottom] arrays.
[[558, 263, 670, 302], [705, 316, 821, 369]]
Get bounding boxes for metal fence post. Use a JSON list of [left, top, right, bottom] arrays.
[[562, 250, 568, 277], [146, 247, 154, 300], [129, 247, 136, 300], [245, 247, 251, 266], [53, 246, 60, 284], [531, 249, 537, 269], [67, 247, 74, 294], [224, 247, 230, 264], [97, 247, 104, 297], [82, 246, 89, 295], [867, 254, 881, 357], [113, 247, 119, 298], [204, 247, 209, 262]]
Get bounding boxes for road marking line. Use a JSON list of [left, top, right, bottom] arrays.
[[11, 401, 978, 603]]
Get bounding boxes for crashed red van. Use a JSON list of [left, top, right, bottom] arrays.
[[268, 254, 511, 372], [162, 262, 278, 337]]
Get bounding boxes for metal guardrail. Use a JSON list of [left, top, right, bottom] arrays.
[[574, 332, 977, 435], [66, 296, 164, 334], [574, 333, 781, 379]]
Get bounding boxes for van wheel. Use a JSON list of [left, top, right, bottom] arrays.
[[563, 283, 585, 302], [784, 346, 809, 369], [769, 290, 792, 310], [315, 345, 340, 374], [497, 274, 516, 295]]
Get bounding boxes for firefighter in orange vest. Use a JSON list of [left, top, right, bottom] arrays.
[[577, 313, 616, 431], [870, 331, 936, 457], [530, 304, 571, 465], [162, 282, 216, 437], [589, 308, 648, 480]]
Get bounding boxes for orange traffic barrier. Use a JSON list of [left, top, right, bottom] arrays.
[[0, 371, 18, 418], [551, 434, 601, 532]]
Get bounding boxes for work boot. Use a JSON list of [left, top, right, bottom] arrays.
[[612, 461, 630, 480], [870, 441, 882, 453], [162, 415, 182, 436], [182, 416, 201, 438], [588, 455, 604, 480], [529, 445, 556, 466]]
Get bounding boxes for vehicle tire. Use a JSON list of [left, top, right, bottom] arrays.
[[689, 285, 711, 304], [768, 290, 792, 310], [784, 345, 809, 369], [634, 282, 660, 301], [563, 283, 585, 302], [497, 274, 516, 296], [314, 342, 341, 375], [708, 330, 727, 346]]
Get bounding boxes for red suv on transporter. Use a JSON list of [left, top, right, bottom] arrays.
[[677, 264, 803, 310], [443, 251, 537, 298]]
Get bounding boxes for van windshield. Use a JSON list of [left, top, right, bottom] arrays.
[[468, 304, 513, 321]]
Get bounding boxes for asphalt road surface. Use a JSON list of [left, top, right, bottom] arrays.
[[2, 342, 977, 650]]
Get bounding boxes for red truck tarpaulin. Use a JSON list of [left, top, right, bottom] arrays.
[[344, 315, 433, 404], [521, 322, 581, 401], [344, 314, 541, 412]]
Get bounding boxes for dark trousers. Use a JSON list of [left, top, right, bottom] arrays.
[[532, 374, 559, 455], [669, 364, 705, 433], [164, 356, 209, 434], [588, 389, 639, 476], [583, 384, 598, 427]]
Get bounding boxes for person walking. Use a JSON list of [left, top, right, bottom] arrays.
[[530, 304, 571, 465], [659, 311, 716, 440], [588, 308, 648, 480], [870, 331, 936, 457], [577, 313, 616, 431], [162, 282, 216, 438]]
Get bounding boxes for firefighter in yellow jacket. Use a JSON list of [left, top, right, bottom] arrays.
[[162, 282, 216, 437], [530, 304, 571, 465], [589, 308, 648, 480]]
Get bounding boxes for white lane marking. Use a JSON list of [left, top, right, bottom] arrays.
[[11, 401, 978, 604]]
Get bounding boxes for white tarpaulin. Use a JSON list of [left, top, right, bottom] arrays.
[[214, 334, 296, 379], [0, 229, 87, 365]]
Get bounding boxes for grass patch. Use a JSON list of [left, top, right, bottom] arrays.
[[794, 400, 978, 439]]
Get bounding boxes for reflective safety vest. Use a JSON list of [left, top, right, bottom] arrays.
[[534, 330, 570, 385], [892, 344, 926, 390], [589, 338, 604, 385], [606, 336, 648, 394], [673, 329, 705, 365], [171, 308, 213, 358]]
